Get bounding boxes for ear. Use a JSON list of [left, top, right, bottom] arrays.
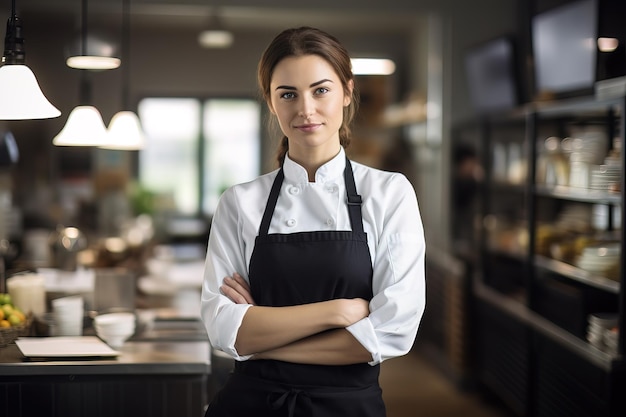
[[344, 79, 354, 107]]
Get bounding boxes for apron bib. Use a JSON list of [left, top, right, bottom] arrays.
[[206, 158, 385, 417]]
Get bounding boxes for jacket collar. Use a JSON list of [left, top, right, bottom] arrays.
[[283, 148, 346, 184]]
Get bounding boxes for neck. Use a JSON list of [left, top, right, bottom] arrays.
[[289, 145, 341, 182]]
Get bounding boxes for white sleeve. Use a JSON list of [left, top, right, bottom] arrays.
[[200, 186, 253, 361], [346, 173, 426, 365]]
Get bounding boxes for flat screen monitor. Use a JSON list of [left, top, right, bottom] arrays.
[[465, 37, 519, 114], [532, 0, 598, 97]]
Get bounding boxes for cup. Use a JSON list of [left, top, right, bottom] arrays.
[[51, 295, 84, 336]]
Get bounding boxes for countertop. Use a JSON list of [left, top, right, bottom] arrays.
[[0, 315, 212, 377]]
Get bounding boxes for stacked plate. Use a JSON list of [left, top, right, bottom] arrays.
[[604, 327, 619, 355], [590, 164, 621, 191], [575, 243, 620, 274], [587, 313, 618, 350]]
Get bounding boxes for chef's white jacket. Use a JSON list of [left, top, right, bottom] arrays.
[[201, 147, 426, 365]]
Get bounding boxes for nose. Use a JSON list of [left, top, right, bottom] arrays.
[[298, 96, 315, 118]]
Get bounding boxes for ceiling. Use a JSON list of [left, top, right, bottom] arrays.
[[13, 0, 423, 34]]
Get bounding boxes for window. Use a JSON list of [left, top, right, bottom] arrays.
[[138, 97, 261, 216]]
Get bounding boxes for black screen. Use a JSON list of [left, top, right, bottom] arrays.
[[532, 0, 598, 96], [465, 37, 519, 114]]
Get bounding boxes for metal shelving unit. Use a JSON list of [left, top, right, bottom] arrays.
[[468, 93, 626, 416]]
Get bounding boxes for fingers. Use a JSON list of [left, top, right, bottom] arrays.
[[220, 273, 256, 305], [232, 272, 251, 291], [221, 282, 250, 304]]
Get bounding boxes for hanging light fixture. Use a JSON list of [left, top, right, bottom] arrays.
[[103, 0, 144, 150], [66, 0, 120, 70], [53, 70, 108, 147], [0, 0, 61, 120], [198, 6, 233, 49]]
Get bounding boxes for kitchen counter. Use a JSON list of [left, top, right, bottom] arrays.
[[0, 339, 211, 376], [0, 330, 212, 417]]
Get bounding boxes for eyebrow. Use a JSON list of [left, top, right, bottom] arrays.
[[274, 79, 334, 91]]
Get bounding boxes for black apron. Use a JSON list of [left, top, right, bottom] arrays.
[[206, 157, 385, 417]]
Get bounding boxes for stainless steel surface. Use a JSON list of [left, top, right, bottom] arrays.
[[1, 305, 211, 376], [0, 339, 211, 376]]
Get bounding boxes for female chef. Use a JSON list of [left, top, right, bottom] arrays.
[[201, 26, 426, 417]]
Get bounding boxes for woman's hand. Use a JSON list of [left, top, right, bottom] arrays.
[[220, 272, 256, 305]]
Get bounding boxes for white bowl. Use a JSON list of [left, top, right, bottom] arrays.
[[94, 312, 136, 326], [94, 313, 136, 347], [96, 331, 133, 349]]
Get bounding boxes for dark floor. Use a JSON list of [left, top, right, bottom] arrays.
[[380, 349, 514, 417]]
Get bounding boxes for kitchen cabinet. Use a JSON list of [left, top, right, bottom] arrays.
[[462, 93, 626, 416]]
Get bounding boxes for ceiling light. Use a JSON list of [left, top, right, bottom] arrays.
[[66, 35, 121, 70], [0, 1, 61, 120], [104, 111, 145, 150], [351, 58, 396, 76], [597, 37, 619, 53], [198, 8, 233, 49], [103, 0, 145, 151], [53, 105, 109, 146], [66, 0, 120, 70]]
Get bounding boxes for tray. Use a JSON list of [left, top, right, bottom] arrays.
[[15, 336, 120, 358]]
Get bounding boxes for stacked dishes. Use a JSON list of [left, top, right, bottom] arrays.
[[587, 313, 618, 352], [575, 243, 620, 276], [93, 312, 136, 348], [604, 327, 619, 355], [590, 164, 621, 192]]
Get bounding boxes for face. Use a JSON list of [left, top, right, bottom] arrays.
[[268, 54, 353, 161]]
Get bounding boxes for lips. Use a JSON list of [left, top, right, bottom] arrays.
[[294, 123, 322, 132]]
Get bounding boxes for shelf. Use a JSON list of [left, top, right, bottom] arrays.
[[530, 96, 623, 118], [535, 185, 621, 205], [473, 280, 623, 371], [534, 255, 620, 293]]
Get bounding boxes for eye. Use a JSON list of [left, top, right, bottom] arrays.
[[314, 87, 329, 95], [280, 91, 296, 100]]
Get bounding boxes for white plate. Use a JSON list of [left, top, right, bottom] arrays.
[[15, 336, 120, 358]]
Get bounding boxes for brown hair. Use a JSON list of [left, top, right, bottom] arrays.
[[257, 26, 359, 166]]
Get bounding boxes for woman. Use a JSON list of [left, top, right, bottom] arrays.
[[201, 26, 426, 417]]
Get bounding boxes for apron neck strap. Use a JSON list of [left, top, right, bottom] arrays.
[[259, 168, 284, 236], [344, 157, 364, 234]]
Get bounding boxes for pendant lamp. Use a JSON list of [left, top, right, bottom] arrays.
[[198, 6, 233, 49], [103, 0, 144, 150], [53, 71, 109, 147], [66, 0, 120, 70], [0, 0, 61, 120]]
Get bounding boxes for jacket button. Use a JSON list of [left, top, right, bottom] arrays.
[[286, 219, 297, 227], [325, 183, 338, 193], [288, 186, 301, 195], [325, 218, 335, 227]]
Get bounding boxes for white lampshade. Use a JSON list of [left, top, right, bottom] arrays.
[[53, 105, 109, 146], [67, 55, 121, 70], [102, 110, 145, 150], [0, 65, 61, 120], [198, 29, 233, 48]]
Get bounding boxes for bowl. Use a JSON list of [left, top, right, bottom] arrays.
[[93, 312, 136, 348]]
